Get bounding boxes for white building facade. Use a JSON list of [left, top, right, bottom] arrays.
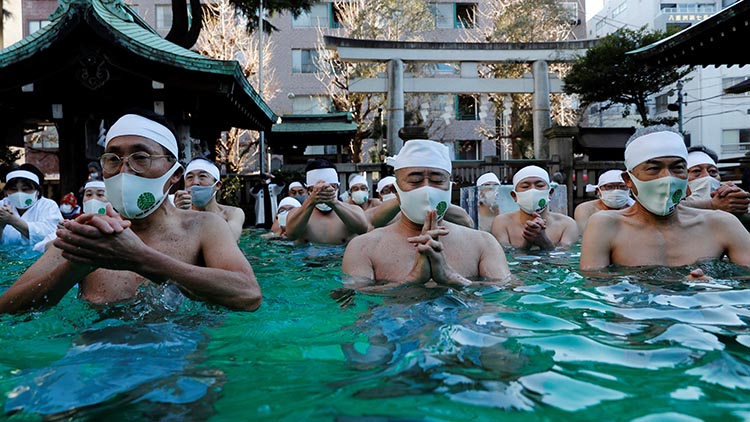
[[587, 0, 750, 159]]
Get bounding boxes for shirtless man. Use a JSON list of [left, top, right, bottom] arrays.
[[580, 126, 750, 270], [681, 146, 750, 215], [343, 139, 510, 290], [346, 175, 381, 211], [476, 172, 501, 232], [0, 113, 261, 313], [574, 169, 633, 233], [285, 158, 369, 244], [491, 165, 578, 250], [173, 158, 245, 242]]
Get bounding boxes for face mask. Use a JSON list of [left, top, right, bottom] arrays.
[[83, 199, 108, 214], [277, 210, 289, 227], [316, 203, 333, 213], [394, 184, 451, 224], [599, 189, 631, 209], [8, 191, 38, 210], [629, 173, 687, 216], [189, 183, 217, 208], [479, 187, 499, 206], [514, 188, 549, 214], [688, 176, 721, 201], [104, 162, 180, 219], [351, 190, 368, 205], [381, 193, 397, 202], [60, 204, 74, 214], [292, 195, 307, 204]]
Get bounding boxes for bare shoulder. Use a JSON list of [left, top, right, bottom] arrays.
[[574, 200, 596, 214], [549, 211, 576, 225]]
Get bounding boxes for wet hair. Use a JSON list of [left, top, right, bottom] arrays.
[[304, 158, 335, 173], [120, 107, 180, 158], [625, 125, 681, 148], [687, 145, 719, 164]]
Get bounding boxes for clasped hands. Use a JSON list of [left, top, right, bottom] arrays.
[[53, 204, 146, 271], [405, 210, 470, 288], [522, 212, 546, 242], [310, 181, 338, 206]]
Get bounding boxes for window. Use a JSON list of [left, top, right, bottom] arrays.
[[454, 140, 480, 160], [560, 2, 579, 25], [455, 3, 476, 28], [612, 2, 627, 18], [155, 5, 172, 31], [293, 4, 330, 28], [292, 49, 319, 74], [655, 93, 670, 114], [721, 129, 750, 154], [723, 76, 750, 97], [456, 95, 478, 120], [28, 20, 51, 35], [331, 3, 343, 29], [595, 19, 605, 31], [304, 145, 338, 155], [291, 96, 332, 114], [428, 3, 454, 29]]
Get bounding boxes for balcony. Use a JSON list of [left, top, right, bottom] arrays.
[[721, 142, 750, 154]]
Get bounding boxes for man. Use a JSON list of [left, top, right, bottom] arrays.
[[173, 158, 245, 242], [376, 176, 397, 202], [343, 139, 510, 290], [574, 169, 634, 233], [0, 113, 261, 313], [491, 165, 578, 250], [287, 181, 308, 205], [346, 175, 381, 211], [681, 146, 750, 215], [264, 196, 301, 239], [580, 126, 750, 270], [285, 158, 369, 244], [476, 172, 501, 232]]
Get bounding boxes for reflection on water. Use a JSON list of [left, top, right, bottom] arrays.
[[1, 232, 749, 421]]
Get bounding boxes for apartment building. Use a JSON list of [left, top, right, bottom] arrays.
[[587, 0, 750, 159]]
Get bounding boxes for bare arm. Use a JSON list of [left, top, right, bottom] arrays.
[[579, 212, 615, 271], [718, 212, 750, 266], [574, 202, 594, 234], [490, 215, 511, 246], [329, 200, 369, 235], [366, 198, 401, 228], [558, 216, 580, 249], [444, 204, 474, 228], [477, 231, 511, 280], [342, 235, 375, 281], [226, 207, 245, 243], [284, 198, 316, 241]]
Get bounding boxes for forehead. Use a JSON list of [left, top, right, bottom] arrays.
[[106, 135, 162, 153], [186, 169, 215, 178], [395, 167, 450, 178], [516, 176, 548, 186], [351, 183, 367, 188], [689, 163, 718, 171], [635, 156, 686, 168], [84, 188, 106, 194]]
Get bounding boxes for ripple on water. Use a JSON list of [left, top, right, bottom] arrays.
[[645, 324, 724, 351], [518, 371, 627, 411], [685, 352, 750, 390], [476, 311, 580, 332]]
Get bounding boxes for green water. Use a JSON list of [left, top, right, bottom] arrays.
[[1, 231, 750, 421]]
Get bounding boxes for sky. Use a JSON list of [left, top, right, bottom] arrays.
[[585, 0, 605, 21]]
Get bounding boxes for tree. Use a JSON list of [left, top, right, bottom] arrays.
[[228, 0, 317, 33], [196, 0, 279, 174], [563, 27, 693, 126], [314, 0, 436, 162]]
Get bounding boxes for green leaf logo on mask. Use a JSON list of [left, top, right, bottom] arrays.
[[436, 201, 448, 216], [672, 189, 683, 204], [24, 198, 32, 206], [97, 207, 106, 214], [537, 198, 547, 208], [137, 192, 156, 211]]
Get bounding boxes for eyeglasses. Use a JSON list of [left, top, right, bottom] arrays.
[[100, 152, 173, 174]]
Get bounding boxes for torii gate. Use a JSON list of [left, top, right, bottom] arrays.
[[324, 36, 598, 158]]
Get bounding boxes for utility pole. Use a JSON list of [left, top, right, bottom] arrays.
[[669, 80, 684, 133], [258, 0, 265, 175]]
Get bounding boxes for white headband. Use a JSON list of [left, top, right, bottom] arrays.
[[586, 169, 625, 193], [289, 181, 304, 190], [350, 175, 368, 189], [687, 151, 716, 170], [105, 114, 178, 158], [278, 197, 302, 210], [84, 180, 106, 190], [6, 170, 40, 185], [377, 176, 396, 193], [624, 131, 687, 171], [512, 165, 550, 188], [476, 172, 500, 186], [386, 139, 452, 173], [306, 168, 339, 186], [186, 159, 221, 182]]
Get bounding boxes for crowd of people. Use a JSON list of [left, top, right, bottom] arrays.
[[1, 112, 748, 314]]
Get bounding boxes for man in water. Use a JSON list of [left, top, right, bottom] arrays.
[[376, 176, 397, 202], [287, 181, 308, 205], [343, 139, 510, 290], [346, 175, 381, 211], [681, 146, 750, 216], [173, 158, 245, 242], [491, 165, 578, 250], [580, 126, 750, 270], [264, 196, 302, 239], [574, 169, 633, 233], [476, 172, 502, 232], [285, 158, 369, 244], [0, 112, 261, 313]]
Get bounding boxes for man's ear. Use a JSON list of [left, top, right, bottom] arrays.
[[549, 187, 555, 196], [216, 180, 223, 190], [510, 191, 517, 202]]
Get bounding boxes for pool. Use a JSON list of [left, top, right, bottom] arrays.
[[2, 230, 750, 421]]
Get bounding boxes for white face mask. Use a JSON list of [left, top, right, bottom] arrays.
[[394, 184, 452, 224], [83, 198, 108, 214], [316, 203, 332, 212], [8, 191, 38, 210], [479, 186, 499, 206], [277, 210, 289, 227], [599, 189, 631, 209], [381, 193, 397, 202], [189, 183, 217, 209], [688, 176, 721, 201], [629, 173, 687, 216], [514, 188, 550, 214], [351, 190, 368, 205], [104, 162, 180, 219], [60, 204, 74, 214]]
